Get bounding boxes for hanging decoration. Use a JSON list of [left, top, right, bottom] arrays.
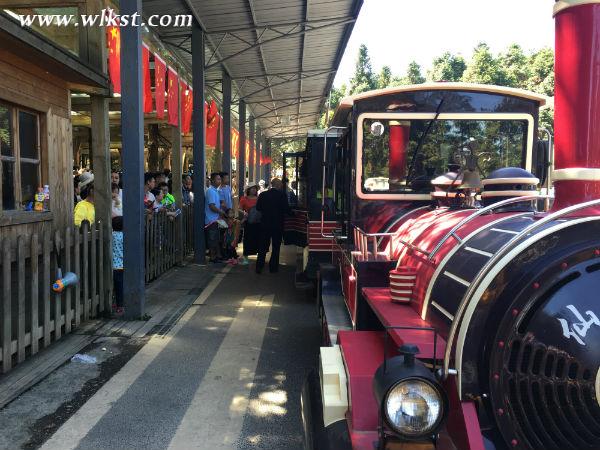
[[154, 55, 166, 119], [167, 68, 179, 126], [231, 128, 239, 159], [142, 44, 153, 113], [180, 81, 193, 133], [206, 100, 219, 148], [106, 23, 121, 94]]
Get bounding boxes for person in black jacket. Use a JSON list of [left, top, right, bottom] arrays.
[[255, 178, 292, 273]]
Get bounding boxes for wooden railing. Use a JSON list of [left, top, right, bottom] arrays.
[[0, 221, 112, 374], [0, 205, 196, 374], [144, 205, 194, 283], [181, 204, 194, 257]]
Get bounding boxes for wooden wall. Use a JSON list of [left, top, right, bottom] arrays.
[[0, 47, 74, 239]]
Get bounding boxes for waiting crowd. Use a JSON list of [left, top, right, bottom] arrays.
[[71, 168, 293, 314], [203, 173, 292, 274]]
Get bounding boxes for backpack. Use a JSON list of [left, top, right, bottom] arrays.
[[247, 206, 262, 224]]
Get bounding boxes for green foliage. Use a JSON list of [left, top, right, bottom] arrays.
[[270, 138, 305, 171], [427, 52, 467, 82], [320, 42, 555, 131], [526, 48, 554, 96], [349, 44, 376, 95], [462, 42, 509, 85], [376, 66, 392, 89], [499, 44, 530, 88], [392, 61, 425, 86]]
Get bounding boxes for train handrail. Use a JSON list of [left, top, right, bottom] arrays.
[[443, 197, 600, 380], [321, 126, 347, 238], [428, 194, 553, 261]]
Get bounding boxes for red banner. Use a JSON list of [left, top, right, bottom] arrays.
[[180, 81, 193, 133], [107, 25, 121, 94], [142, 45, 152, 113], [206, 100, 219, 148], [167, 68, 179, 126], [245, 141, 250, 162], [154, 55, 166, 119], [230, 128, 239, 158]]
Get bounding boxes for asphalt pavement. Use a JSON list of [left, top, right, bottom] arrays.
[[34, 246, 320, 450]]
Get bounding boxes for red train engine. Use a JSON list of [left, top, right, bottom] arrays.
[[301, 2, 600, 449]]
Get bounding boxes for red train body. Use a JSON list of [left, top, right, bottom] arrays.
[[299, 3, 600, 449]]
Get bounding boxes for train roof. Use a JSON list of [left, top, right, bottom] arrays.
[[331, 82, 549, 125]]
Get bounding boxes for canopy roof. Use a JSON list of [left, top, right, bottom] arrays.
[[144, 0, 363, 138]]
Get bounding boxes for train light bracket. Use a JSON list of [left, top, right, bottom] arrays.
[[373, 327, 448, 447]]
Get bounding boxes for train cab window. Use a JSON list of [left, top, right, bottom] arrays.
[[359, 116, 531, 196]]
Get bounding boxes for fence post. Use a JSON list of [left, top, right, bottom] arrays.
[[17, 236, 26, 363], [53, 230, 62, 340], [105, 221, 113, 313], [74, 226, 81, 327], [90, 222, 97, 318], [64, 228, 72, 334], [30, 233, 39, 355], [2, 238, 12, 372], [98, 221, 104, 314], [82, 221, 89, 321], [43, 229, 51, 348]]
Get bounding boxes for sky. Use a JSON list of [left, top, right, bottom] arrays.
[[333, 0, 555, 87]]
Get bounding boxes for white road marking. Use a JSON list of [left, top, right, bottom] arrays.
[[168, 294, 275, 450], [40, 266, 231, 450], [194, 265, 232, 305]]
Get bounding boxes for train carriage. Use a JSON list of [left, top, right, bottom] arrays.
[[300, 2, 600, 449]]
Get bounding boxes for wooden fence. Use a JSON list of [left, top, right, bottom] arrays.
[[144, 205, 194, 283], [0, 221, 112, 374], [182, 204, 194, 257], [0, 205, 195, 374]]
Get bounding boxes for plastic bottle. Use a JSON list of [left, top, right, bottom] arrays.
[[43, 185, 50, 210], [34, 187, 44, 211]]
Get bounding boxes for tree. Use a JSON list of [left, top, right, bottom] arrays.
[[391, 61, 425, 86], [527, 47, 554, 96], [318, 84, 348, 127], [376, 66, 392, 89], [349, 44, 376, 94], [499, 44, 530, 88], [462, 42, 508, 85], [427, 52, 467, 82], [405, 61, 425, 84]]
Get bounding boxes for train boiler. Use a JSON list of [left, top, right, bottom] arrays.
[[301, 2, 600, 450]]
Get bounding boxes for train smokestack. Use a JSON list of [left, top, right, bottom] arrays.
[[552, 0, 600, 212]]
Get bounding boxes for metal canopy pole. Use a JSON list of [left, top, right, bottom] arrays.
[[248, 116, 255, 183], [255, 127, 261, 183], [192, 23, 206, 264], [238, 100, 246, 194], [120, 0, 145, 319], [221, 72, 232, 176]]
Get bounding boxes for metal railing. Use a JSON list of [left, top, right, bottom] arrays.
[[427, 194, 552, 261], [320, 126, 346, 238], [443, 197, 600, 380]]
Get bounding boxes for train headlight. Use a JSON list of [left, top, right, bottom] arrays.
[[373, 344, 448, 441], [384, 378, 444, 437]]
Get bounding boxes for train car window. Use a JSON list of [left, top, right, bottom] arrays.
[[360, 117, 528, 194]]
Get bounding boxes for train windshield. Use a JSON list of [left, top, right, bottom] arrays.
[[359, 116, 531, 194]]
